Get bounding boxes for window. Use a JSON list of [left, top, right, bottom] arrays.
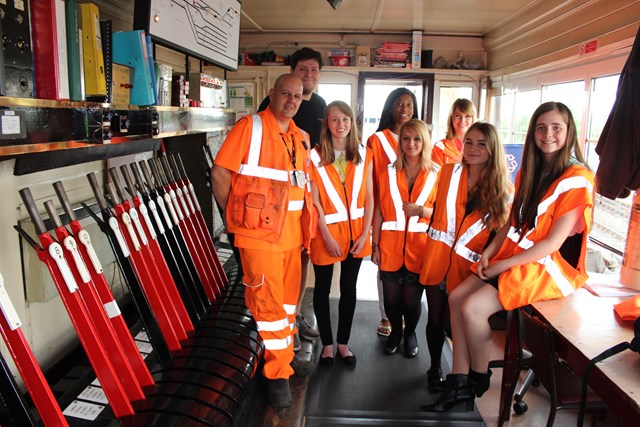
[[541, 80, 585, 136], [318, 83, 352, 106], [434, 86, 473, 142]]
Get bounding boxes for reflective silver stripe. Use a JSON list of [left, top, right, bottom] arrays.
[[446, 164, 463, 237], [434, 140, 445, 150], [237, 114, 290, 182], [535, 175, 593, 227], [383, 167, 436, 233], [383, 164, 405, 231], [310, 149, 348, 224], [247, 114, 262, 166], [540, 255, 576, 296], [256, 317, 289, 332], [453, 218, 485, 262], [103, 300, 121, 319], [288, 200, 304, 211], [376, 131, 397, 163], [407, 170, 437, 232], [263, 335, 292, 350], [349, 143, 368, 220], [238, 164, 289, 181], [428, 227, 454, 245], [283, 304, 297, 315]]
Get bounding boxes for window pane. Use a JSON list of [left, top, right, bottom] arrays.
[[585, 75, 620, 170], [362, 83, 423, 141], [435, 86, 473, 142], [490, 93, 514, 144], [541, 80, 585, 135], [512, 90, 540, 144], [318, 83, 352, 107]]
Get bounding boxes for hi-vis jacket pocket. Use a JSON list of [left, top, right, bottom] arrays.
[[242, 273, 265, 288], [227, 175, 289, 243]]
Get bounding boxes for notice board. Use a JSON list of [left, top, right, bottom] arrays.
[[135, 0, 241, 70]]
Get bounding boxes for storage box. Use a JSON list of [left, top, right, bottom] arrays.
[[189, 73, 228, 108], [157, 63, 173, 106], [411, 30, 422, 69], [356, 45, 370, 67], [111, 63, 132, 105]]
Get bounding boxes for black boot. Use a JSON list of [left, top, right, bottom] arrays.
[[427, 366, 445, 393], [469, 369, 492, 397], [420, 374, 475, 412]]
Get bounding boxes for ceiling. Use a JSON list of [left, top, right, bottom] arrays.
[[239, 0, 537, 36]]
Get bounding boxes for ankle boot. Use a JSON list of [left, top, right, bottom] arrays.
[[469, 369, 492, 397], [426, 366, 444, 393], [420, 374, 475, 412]]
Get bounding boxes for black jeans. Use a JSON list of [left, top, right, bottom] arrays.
[[312, 253, 363, 346]]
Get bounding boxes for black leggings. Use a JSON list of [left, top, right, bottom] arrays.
[[425, 283, 451, 369], [313, 253, 363, 346], [382, 275, 424, 340]]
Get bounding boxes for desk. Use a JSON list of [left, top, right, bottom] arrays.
[[499, 289, 640, 426]]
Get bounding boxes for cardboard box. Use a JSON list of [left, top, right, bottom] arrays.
[[356, 45, 370, 67], [111, 63, 132, 105], [411, 31, 422, 69]]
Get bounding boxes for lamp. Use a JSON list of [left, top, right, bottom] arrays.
[[327, 0, 342, 10]]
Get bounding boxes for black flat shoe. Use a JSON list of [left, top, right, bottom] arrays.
[[338, 350, 356, 365], [404, 332, 418, 358], [384, 333, 401, 355], [319, 355, 334, 365]]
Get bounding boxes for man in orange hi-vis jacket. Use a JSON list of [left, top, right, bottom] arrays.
[[211, 74, 317, 407]]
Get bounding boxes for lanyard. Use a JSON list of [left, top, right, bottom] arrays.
[[281, 134, 297, 170]]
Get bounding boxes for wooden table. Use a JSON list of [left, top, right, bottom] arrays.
[[499, 288, 640, 426]]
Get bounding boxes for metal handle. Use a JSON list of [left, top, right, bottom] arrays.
[[169, 154, 183, 179], [175, 153, 189, 180], [130, 163, 146, 194], [150, 158, 166, 186], [109, 168, 128, 203], [43, 200, 64, 229], [86, 172, 108, 211], [53, 181, 77, 222], [120, 165, 136, 199], [160, 156, 175, 183], [105, 181, 120, 206], [139, 160, 155, 190], [18, 188, 47, 235]]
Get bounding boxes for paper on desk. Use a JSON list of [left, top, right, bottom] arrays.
[[583, 272, 640, 297]]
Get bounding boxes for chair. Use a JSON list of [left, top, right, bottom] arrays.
[[510, 307, 606, 427]]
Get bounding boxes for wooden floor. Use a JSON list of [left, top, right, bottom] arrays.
[[235, 258, 624, 427]]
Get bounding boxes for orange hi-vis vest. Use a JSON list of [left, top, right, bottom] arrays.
[[474, 165, 594, 311], [224, 113, 317, 250], [309, 144, 373, 265], [368, 129, 398, 185], [419, 163, 493, 291], [432, 138, 462, 167], [378, 164, 437, 273]]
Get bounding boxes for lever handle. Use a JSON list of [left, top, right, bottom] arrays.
[[109, 168, 128, 203], [53, 181, 77, 222], [19, 188, 47, 235], [86, 172, 108, 211], [43, 200, 64, 229]]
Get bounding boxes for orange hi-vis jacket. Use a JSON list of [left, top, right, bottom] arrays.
[[473, 165, 595, 311], [432, 138, 462, 167], [378, 164, 437, 273], [309, 144, 373, 265], [419, 163, 493, 291], [215, 109, 317, 252], [367, 129, 398, 186]]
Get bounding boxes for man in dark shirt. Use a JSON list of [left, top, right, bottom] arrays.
[[258, 48, 326, 350], [258, 48, 327, 148]]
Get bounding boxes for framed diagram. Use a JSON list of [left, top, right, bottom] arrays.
[[134, 0, 241, 71]]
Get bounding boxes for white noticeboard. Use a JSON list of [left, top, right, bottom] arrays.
[[146, 0, 241, 70]]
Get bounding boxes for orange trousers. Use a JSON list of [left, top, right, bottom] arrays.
[[239, 246, 302, 379]]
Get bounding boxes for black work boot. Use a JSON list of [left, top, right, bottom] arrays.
[[469, 369, 492, 397], [291, 357, 316, 377], [268, 378, 292, 407], [420, 374, 475, 412]]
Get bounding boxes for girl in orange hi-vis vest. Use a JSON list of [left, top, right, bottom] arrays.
[[431, 98, 477, 166], [422, 102, 595, 413], [310, 101, 374, 365], [367, 88, 419, 338], [372, 119, 438, 359], [419, 122, 511, 393]]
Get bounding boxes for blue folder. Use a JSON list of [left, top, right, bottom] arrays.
[[112, 30, 154, 106]]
